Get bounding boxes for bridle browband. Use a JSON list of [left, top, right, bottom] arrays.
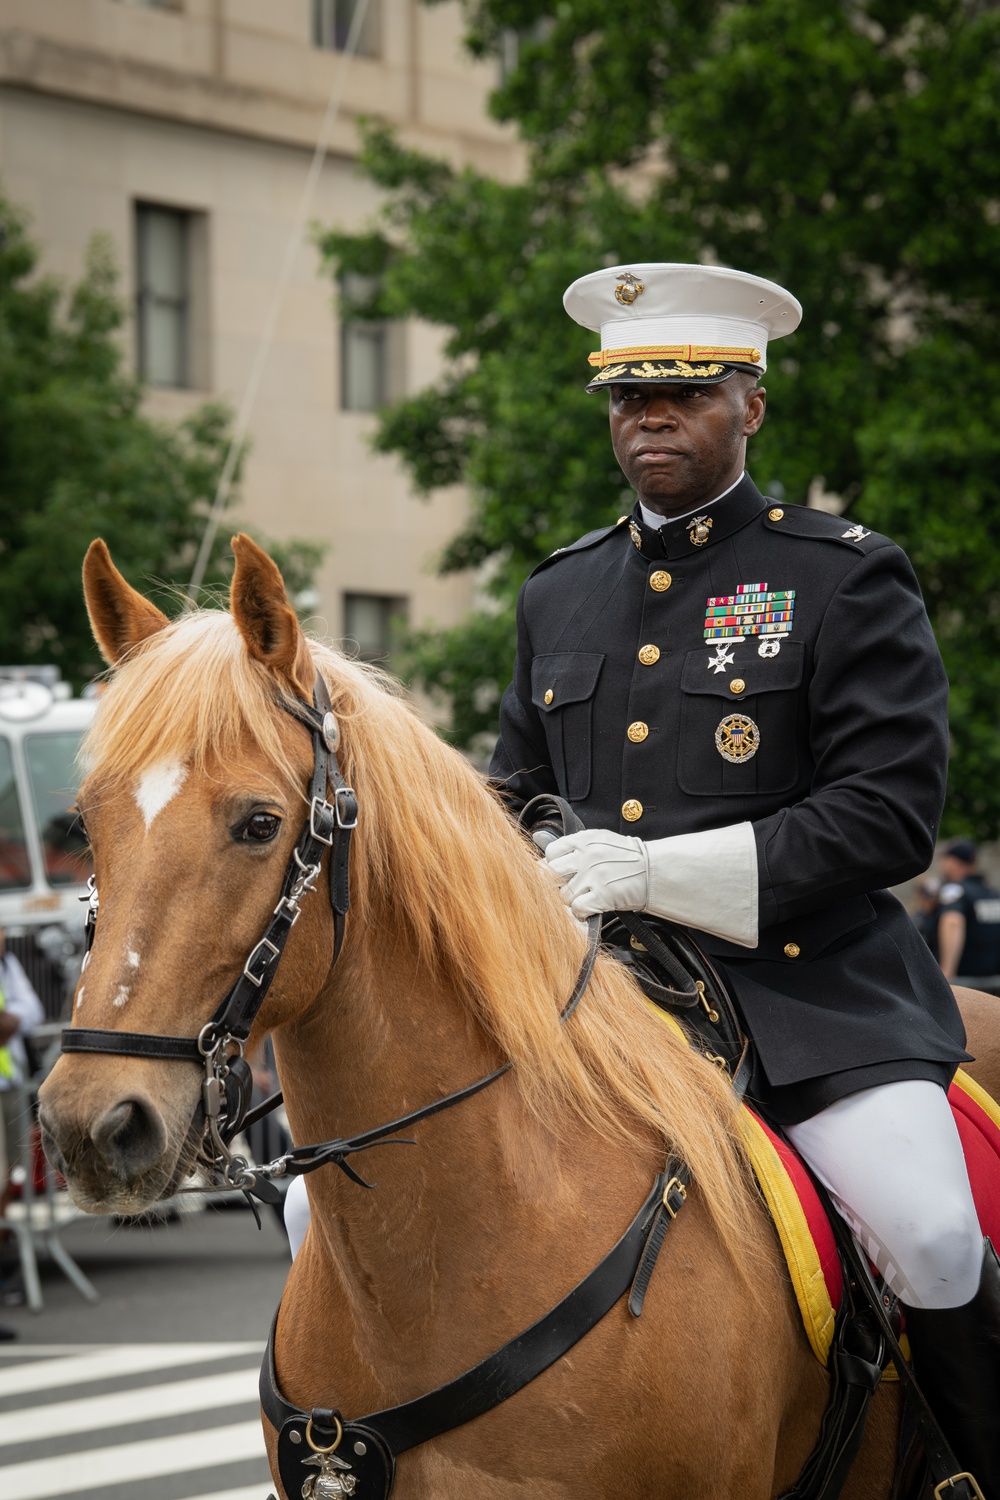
[[59, 679, 601, 1204]]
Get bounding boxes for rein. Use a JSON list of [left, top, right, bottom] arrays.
[[59, 678, 601, 1204]]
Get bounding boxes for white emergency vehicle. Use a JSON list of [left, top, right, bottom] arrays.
[[0, 667, 96, 1018]]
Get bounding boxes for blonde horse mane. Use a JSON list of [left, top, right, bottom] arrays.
[[84, 609, 760, 1268]]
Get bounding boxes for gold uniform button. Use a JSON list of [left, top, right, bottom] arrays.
[[543, 689, 554, 705], [627, 721, 649, 743], [783, 942, 801, 958], [768, 507, 785, 522], [638, 644, 660, 666], [622, 799, 643, 822], [649, 570, 672, 592], [730, 678, 746, 695]]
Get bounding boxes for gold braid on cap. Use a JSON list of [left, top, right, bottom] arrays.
[[590, 359, 726, 383], [588, 344, 762, 368]]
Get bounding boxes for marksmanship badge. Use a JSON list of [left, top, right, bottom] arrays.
[[715, 714, 760, 763], [707, 644, 735, 674], [704, 581, 795, 641]]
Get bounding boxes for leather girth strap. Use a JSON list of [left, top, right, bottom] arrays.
[[261, 1167, 689, 1500]]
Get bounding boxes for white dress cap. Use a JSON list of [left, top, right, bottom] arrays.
[[563, 262, 802, 388]]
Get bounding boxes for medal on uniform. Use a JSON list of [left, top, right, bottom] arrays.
[[703, 582, 795, 643], [688, 515, 713, 546], [715, 714, 760, 763], [707, 644, 735, 674]]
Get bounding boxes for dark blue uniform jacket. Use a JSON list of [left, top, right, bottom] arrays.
[[490, 474, 969, 1122]]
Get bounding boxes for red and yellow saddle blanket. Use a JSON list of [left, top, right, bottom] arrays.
[[741, 1069, 1000, 1366]]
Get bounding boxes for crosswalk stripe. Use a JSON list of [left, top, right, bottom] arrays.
[[0, 1343, 260, 1399], [0, 1347, 102, 1359], [0, 1418, 266, 1500], [0, 1367, 260, 1447], [183, 1489, 273, 1500]]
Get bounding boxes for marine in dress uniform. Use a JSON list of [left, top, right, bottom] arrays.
[[490, 263, 1000, 1493]]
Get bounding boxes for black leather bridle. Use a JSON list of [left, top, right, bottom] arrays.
[[61, 675, 358, 1199], [58, 683, 603, 1206]]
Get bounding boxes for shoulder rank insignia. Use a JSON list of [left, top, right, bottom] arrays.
[[704, 581, 795, 657], [841, 524, 871, 541]]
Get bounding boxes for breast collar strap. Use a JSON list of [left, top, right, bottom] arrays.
[[261, 1164, 690, 1500]]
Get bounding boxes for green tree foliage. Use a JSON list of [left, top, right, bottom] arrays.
[[320, 2, 1000, 833], [0, 193, 324, 687]]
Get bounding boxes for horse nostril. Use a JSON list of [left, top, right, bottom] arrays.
[[37, 1113, 67, 1177], [92, 1099, 167, 1179]]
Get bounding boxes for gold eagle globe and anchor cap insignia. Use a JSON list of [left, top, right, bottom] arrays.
[[615, 271, 645, 305], [687, 515, 713, 547], [715, 713, 761, 764]]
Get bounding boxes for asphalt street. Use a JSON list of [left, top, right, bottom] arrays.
[[0, 1201, 291, 1500]]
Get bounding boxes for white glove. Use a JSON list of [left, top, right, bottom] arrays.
[[544, 829, 649, 917], [543, 822, 759, 947]]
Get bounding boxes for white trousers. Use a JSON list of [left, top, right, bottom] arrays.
[[282, 1081, 983, 1309], [786, 1080, 982, 1309], [284, 1173, 311, 1260]]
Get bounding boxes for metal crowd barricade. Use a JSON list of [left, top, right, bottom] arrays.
[[0, 1021, 98, 1312]]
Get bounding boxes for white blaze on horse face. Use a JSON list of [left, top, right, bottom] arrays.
[[114, 985, 130, 1009], [128, 949, 141, 971], [135, 760, 188, 830]]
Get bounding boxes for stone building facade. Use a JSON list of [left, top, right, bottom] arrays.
[[0, 0, 522, 657]]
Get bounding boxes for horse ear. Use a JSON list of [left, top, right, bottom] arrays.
[[83, 540, 170, 666], [229, 534, 315, 699]]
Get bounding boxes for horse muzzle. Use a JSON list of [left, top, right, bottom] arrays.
[[38, 1060, 197, 1214]]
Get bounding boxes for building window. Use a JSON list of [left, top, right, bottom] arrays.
[[313, 0, 380, 57], [136, 204, 191, 388], [343, 594, 408, 663], [340, 272, 391, 412]]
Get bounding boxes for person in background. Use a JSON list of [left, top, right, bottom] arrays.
[[911, 876, 942, 961], [937, 841, 1000, 983], [0, 928, 44, 1341]]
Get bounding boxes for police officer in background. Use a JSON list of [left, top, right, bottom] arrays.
[[490, 263, 1000, 1492], [938, 840, 1000, 983]]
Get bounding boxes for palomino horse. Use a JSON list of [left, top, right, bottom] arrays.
[[39, 536, 997, 1499]]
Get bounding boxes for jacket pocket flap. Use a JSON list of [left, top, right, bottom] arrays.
[[681, 641, 804, 698], [531, 652, 605, 712]]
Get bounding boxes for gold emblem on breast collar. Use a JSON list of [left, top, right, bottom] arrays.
[[715, 714, 760, 763], [687, 516, 713, 546], [629, 519, 642, 551]]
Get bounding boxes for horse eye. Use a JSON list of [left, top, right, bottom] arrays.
[[238, 812, 282, 844]]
